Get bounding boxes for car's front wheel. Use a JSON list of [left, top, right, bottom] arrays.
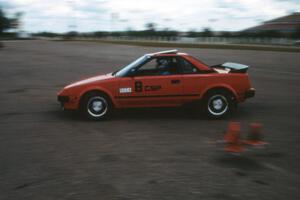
[[203, 90, 235, 119], [80, 92, 112, 120]]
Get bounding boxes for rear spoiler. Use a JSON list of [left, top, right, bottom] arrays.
[[211, 62, 249, 73]]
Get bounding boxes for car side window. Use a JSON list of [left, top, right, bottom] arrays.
[[177, 57, 199, 74], [135, 57, 180, 76]]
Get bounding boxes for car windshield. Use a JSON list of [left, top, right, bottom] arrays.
[[114, 55, 149, 77]]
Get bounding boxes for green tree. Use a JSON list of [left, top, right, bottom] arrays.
[[0, 7, 11, 34], [0, 7, 21, 35], [187, 29, 199, 37], [145, 23, 157, 31], [201, 28, 213, 37]]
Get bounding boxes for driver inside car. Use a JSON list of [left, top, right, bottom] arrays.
[[156, 58, 171, 75]]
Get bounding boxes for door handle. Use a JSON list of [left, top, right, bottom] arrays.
[[171, 79, 180, 84]]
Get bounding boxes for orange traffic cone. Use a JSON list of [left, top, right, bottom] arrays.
[[224, 122, 240, 143], [243, 123, 268, 147], [224, 122, 245, 154]]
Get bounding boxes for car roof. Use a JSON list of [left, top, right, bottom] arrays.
[[145, 50, 211, 71], [146, 49, 188, 57]]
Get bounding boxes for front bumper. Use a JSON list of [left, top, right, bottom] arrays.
[[57, 95, 79, 110], [245, 88, 255, 98], [57, 95, 70, 104]]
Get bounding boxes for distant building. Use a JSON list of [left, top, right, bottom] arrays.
[[244, 12, 300, 33]]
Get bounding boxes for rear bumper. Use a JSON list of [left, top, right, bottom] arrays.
[[245, 88, 255, 98]]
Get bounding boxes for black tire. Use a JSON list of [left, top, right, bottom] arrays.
[[202, 90, 235, 119], [80, 92, 112, 120]]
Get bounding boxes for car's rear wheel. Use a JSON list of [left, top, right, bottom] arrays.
[[80, 92, 112, 120], [203, 90, 235, 119]]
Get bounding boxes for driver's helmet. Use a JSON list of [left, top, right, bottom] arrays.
[[157, 59, 169, 68]]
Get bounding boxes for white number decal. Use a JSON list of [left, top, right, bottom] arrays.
[[119, 87, 132, 93]]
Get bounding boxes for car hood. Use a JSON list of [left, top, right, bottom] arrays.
[[65, 73, 113, 89]]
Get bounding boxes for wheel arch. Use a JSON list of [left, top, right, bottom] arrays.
[[201, 85, 238, 102], [79, 87, 115, 108]]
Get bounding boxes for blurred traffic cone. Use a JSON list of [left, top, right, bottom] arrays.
[[224, 122, 245, 154], [224, 122, 240, 143], [243, 123, 268, 147]]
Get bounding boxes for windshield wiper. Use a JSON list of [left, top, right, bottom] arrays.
[[112, 69, 120, 76]]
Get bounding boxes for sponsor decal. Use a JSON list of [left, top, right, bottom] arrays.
[[145, 85, 162, 91], [119, 87, 132, 93]]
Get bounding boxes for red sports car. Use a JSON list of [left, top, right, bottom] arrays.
[[58, 50, 255, 120]]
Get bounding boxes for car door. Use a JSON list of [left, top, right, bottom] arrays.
[[177, 57, 204, 104], [116, 56, 183, 107], [135, 74, 183, 106], [116, 76, 145, 107]]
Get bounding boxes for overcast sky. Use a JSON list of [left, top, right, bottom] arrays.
[[0, 0, 299, 33]]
